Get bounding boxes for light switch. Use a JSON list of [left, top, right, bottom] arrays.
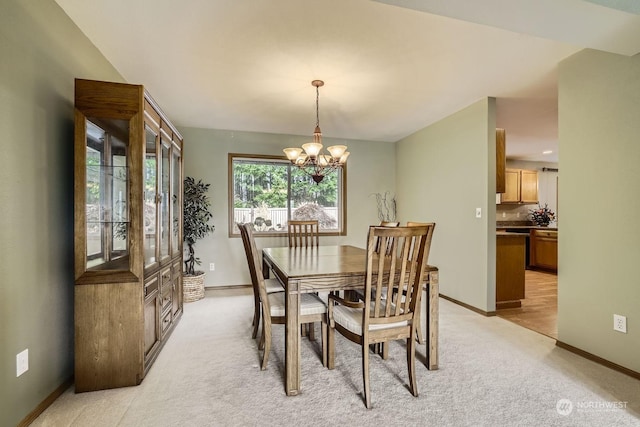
[[475, 208, 482, 218]]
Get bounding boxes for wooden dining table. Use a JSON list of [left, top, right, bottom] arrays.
[[262, 245, 439, 396]]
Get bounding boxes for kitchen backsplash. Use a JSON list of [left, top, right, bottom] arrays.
[[497, 203, 535, 222]]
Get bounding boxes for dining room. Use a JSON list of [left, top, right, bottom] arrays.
[[6, 1, 640, 425]]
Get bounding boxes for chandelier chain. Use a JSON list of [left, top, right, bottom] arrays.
[[315, 84, 320, 128]]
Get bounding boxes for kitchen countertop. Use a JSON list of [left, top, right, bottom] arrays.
[[497, 225, 558, 230], [496, 231, 530, 237]]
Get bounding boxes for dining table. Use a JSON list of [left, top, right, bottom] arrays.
[[262, 244, 439, 396]]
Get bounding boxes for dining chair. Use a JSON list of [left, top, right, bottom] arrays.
[[327, 225, 432, 408], [376, 221, 435, 360], [287, 220, 319, 249], [238, 223, 285, 340], [239, 223, 327, 370], [288, 219, 321, 338], [406, 221, 436, 345]]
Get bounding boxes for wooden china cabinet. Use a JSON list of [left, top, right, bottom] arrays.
[[73, 79, 184, 392]]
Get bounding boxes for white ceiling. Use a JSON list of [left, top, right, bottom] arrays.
[[55, 0, 640, 162]]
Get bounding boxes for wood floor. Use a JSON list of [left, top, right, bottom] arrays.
[[496, 269, 558, 339]]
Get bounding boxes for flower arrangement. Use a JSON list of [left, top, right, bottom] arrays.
[[529, 203, 555, 226]]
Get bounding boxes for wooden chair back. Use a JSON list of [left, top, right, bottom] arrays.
[[238, 223, 271, 326], [287, 220, 319, 248], [364, 225, 431, 333], [406, 221, 436, 269]]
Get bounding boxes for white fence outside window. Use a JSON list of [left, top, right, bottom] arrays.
[[233, 207, 338, 231]]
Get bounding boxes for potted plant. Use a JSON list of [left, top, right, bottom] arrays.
[[182, 176, 215, 302], [529, 203, 555, 227]]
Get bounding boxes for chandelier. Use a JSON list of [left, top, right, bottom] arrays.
[[283, 80, 349, 183]]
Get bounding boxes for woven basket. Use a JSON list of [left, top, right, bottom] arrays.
[[183, 273, 205, 303]]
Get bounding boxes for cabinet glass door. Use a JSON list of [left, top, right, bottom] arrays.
[[144, 125, 158, 267], [85, 118, 130, 270], [171, 147, 181, 257], [159, 138, 171, 261]]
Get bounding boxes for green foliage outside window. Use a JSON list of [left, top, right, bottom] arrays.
[[230, 155, 344, 234]]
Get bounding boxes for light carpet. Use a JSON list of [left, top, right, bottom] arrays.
[[33, 288, 640, 426]]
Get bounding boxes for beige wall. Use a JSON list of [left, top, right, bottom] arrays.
[[180, 127, 396, 287], [558, 49, 640, 372], [395, 98, 497, 312], [0, 1, 124, 425]]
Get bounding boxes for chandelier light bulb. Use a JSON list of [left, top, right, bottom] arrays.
[[283, 147, 303, 161], [302, 142, 323, 158], [327, 145, 347, 159]]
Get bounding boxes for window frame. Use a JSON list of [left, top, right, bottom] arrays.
[[228, 153, 347, 238]]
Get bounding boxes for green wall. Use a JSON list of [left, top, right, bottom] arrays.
[[3, 2, 639, 423], [180, 127, 396, 287], [395, 98, 497, 312], [0, 1, 123, 425], [558, 49, 640, 372]]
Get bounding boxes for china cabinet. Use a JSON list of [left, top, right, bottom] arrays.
[[74, 79, 183, 392]]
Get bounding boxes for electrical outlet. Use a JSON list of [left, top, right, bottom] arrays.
[[209, 263, 215, 271], [475, 208, 482, 218], [614, 314, 627, 333], [16, 349, 28, 377], [502, 212, 506, 218]]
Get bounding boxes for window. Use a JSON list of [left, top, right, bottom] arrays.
[[228, 154, 346, 236]]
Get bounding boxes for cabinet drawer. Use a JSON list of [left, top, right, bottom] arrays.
[[531, 229, 557, 239], [161, 287, 172, 314], [144, 275, 160, 299], [160, 266, 172, 290], [161, 310, 172, 335]]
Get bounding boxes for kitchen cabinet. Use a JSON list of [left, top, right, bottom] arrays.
[[501, 169, 538, 204], [496, 233, 526, 309], [496, 128, 506, 193], [74, 79, 183, 392], [530, 229, 558, 272]]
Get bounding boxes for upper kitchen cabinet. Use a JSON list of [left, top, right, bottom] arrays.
[[496, 129, 506, 193], [501, 168, 538, 204], [74, 79, 183, 392]]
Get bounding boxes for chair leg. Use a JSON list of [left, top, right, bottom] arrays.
[[321, 321, 327, 367], [261, 322, 271, 370], [381, 341, 389, 360], [415, 308, 424, 344], [407, 334, 418, 397], [308, 322, 315, 341], [252, 301, 260, 339], [258, 321, 265, 350], [362, 341, 371, 409], [327, 321, 335, 369]]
